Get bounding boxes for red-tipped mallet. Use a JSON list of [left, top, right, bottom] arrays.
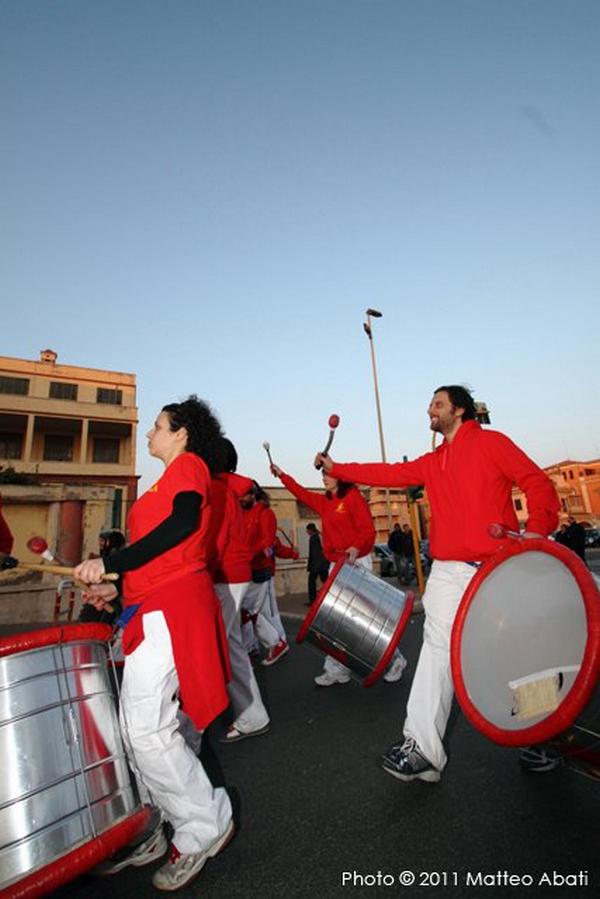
[[27, 536, 56, 563], [315, 414, 340, 469], [488, 523, 522, 540]]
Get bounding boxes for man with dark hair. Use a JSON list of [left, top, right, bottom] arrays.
[[306, 522, 330, 605], [565, 516, 587, 564], [315, 385, 559, 784]]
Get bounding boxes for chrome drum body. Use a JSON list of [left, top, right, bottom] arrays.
[[297, 561, 414, 686]]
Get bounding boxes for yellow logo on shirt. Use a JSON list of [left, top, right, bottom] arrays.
[[335, 502, 346, 514]]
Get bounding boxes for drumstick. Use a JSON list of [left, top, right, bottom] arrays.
[[3, 562, 119, 581], [315, 414, 340, 469], [488, 523, 522, 540], [277, 526, 294, 546], [27, 535, 57, 563], [262, 441, 274, 466]]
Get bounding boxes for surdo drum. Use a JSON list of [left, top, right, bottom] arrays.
[[297, 560, 414, 686], [0, 623, 151, 897], [451, 539, 600, 770]]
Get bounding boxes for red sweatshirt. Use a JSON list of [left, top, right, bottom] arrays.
[[0, 500, 13, 555], [330, 420, 559, 562], [279, 473, 375, 562], [244, 502, 278, 574], [206, 472, 254, 584]]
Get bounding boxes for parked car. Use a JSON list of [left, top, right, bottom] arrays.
[[373, 543, 396, 577], [584, 528, 600, 548]]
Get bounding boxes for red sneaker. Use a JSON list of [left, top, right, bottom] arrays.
[[261, 640, 289, 667]]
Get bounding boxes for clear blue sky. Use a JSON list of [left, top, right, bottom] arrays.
[[2, 1, 598, 490]]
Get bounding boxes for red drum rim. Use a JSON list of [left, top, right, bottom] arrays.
[[363, 589, 414, 688], [296, 559, 344, 645], [1, 805, 152, 899], [0, 623, 113, 658], [451, 538, 600, 746]]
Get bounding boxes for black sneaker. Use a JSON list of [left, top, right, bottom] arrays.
[[518, 745, 562, 773], [382, 737, 441, 783]]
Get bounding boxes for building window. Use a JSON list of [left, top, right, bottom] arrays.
[[96, 388, 123, 405], [49, 381, 78, 401], [0, 376, 29, 396], [43, 434, 74, 462], [0, 433, 23, 459], [569, 471, 574, 479], [514, 499, 523, 511], [93, 437, 120, 464]]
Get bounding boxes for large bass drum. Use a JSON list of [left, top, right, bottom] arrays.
[[297, 560, 414, 686], [451, 539, 600, 774], [0, 623, 151, 897]]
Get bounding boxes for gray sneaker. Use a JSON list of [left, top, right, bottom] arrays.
[[382, 737, 441, 783], [152, 819, 235, 891], [92, 824, 167, 875]]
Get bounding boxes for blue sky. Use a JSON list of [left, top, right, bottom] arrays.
[[2, 1, 598, 490]]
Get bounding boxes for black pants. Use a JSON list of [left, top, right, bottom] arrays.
[[308, 568, 329, 604]]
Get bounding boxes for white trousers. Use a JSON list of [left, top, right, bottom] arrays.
[[403, 560, 476, 771], [215, 581, 270, 732], [242, 578, 286, 650], [322, 555, 407, 678], [120, 610, 232, 854]]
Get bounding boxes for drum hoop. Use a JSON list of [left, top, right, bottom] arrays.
[[1, 805, 152, 899], [450, 538, 600, 746], [363, 590, 415, 688], [296, 559, 345, 645], [0, 623, 113, 658]]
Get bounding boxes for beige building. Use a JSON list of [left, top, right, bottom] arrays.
[[512, 458, 600, 529], [0, 349, 138, 528]]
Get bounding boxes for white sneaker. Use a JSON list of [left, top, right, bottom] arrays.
[[314, 671, 351, 687], [383, 654, 407, 683], [152, 819, 235, 891], [93, 824, 167, 875]]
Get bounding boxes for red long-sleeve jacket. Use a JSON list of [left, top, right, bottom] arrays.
[[244, 502, 278, 574], [279, 473, 375, 563], [0, 500, 13, 555], [206, 472, 254, 584], [330, 420, 559, 562]]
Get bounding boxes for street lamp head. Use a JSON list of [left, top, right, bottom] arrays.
[[366, 307, 382, 318]]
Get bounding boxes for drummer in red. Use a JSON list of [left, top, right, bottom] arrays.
[[270, 463, 407, 686], [315, 385, 559, 782], [75, 397, 234, 891]]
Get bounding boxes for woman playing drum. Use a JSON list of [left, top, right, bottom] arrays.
[[270, 464, 407, 686], [75, 396, 234, 892]]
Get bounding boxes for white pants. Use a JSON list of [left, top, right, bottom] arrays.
[[403, 560, 476, 771], [120, 610, 232, 854], [242, 578, 286, 650], [215, 581, 270, 732], [322, 555, 407, 678]]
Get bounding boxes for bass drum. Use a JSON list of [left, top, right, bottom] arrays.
[[451, 539, 600, 773], [0, 623, 152, 897], [297, 560, 414, 686]]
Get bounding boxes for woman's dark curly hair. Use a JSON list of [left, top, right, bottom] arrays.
[[162, 395, 226, 474], [221, 437, 238, 473]]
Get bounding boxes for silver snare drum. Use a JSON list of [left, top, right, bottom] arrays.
[[0, 623, 150, 895], [296, 561, 414, 686]]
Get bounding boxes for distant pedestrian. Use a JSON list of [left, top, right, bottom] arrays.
[[306, 523, 329, 605], [565, 516, 587, 564]]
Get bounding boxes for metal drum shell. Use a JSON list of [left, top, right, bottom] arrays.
[[451, 539, 600, 748], [0, 623, 148, 894], [297, 560, 414, 686]]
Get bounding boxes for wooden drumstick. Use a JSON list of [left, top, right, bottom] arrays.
[[3, 562, 119, 581], [262, 441, 274, 466]]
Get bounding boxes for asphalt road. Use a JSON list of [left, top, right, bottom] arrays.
[[53, 614, 599, 899]]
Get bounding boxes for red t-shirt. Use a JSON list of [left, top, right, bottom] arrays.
[[244, 502, 277, 573], [123, 452, 210, 604]]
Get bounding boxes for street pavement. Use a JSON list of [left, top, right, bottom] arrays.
[[51, 601, 599, 899]]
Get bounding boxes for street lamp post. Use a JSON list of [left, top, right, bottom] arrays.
[[363, 308, 392, 530]]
